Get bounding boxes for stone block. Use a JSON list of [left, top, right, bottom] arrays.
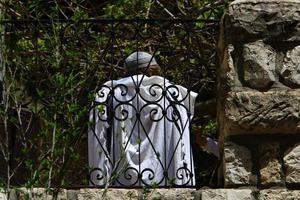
[[201, 189, 255, 200], [259, 142, 283, 186], [218, 44, 241, 92], [258, 189, 300, 200], [284, 143, 300, 184], [242, 41, 276, 90], [77, 189, 139, 200], [0, 193, 6, 200], [67, 190, 79, 200], [279, 46, 300, 88], [228, 0, 300, 41], [224, 142, 257, 187], [8, 189, 17, 200], [224, 91, 300, 136], [16, 188, 67, 200], [142, 188, 196, 200]]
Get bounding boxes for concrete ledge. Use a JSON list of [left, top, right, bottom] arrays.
[[1, 188, 300, 200]]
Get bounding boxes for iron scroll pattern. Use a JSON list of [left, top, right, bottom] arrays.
[[0, 18, 214, 187], [89, 75, 195, 187]]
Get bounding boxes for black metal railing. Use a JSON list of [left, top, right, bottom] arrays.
[[0, 19, 217, 188], [89, 74, 197, 187]]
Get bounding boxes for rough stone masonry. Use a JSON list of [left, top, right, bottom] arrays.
[[218, 0, 300, 194]]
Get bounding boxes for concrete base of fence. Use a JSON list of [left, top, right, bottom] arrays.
[[1, 188, 300, 200]]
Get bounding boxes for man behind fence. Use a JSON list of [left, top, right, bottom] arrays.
[[89, 52, 198, 187]]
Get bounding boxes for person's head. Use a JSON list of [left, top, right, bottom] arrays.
[[124, 51, 161, 76]]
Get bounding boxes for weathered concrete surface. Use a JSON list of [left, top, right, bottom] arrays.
[[2, 188, 300, 200], [223, 91, 300, 136], [201, 189, 255, 200], [259, 143, 282, 186], [2, 188, 198, 200], [77, 188, 196, 200], [284, 143, 300, 185], [258, 189, 300, 200], [77, 189, 139, 200], [142, 188, 196, 200], [15, 188, 67, 200], [242, 41, 276, 90], [224, 142, 257, 187], [228, 0, 300, 41]]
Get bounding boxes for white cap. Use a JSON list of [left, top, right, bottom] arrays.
[[124, 51, 158, 70]]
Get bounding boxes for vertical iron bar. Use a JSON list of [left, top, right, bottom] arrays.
[[186, 24, 194, 186], [136, 21, 141, 186], [110, 21, 115, 179], [162, 27, 167, 186]]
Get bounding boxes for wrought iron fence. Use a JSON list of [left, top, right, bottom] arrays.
[[0, 19, 217, 188], [89, 73, 198, 187]]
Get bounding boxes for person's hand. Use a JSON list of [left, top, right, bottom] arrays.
[[196, 134, 207, 147], [193, 127, 207, 147]]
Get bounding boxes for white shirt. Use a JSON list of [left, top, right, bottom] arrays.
[[88, 75, 197, 187]]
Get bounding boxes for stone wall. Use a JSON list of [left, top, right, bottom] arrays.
[[218, 0, 300, 193]]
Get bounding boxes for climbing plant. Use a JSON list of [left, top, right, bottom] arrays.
[[0, 0, 231, 194]]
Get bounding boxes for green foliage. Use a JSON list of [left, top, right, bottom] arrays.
[[203, 120, 218, 137], [0, 0, 230, 190], [103, 0, 151, 19], [1, 20, 106, 189]]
